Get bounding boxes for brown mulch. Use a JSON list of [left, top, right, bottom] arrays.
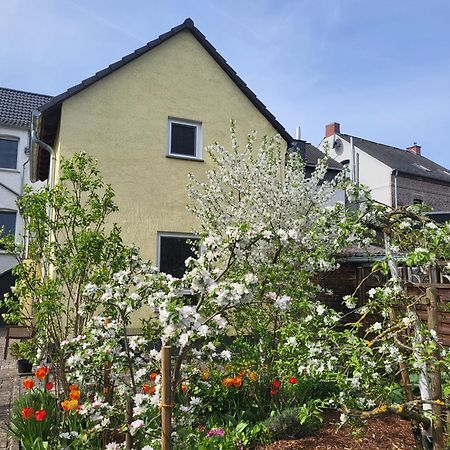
[[261, 411, 415, 450]]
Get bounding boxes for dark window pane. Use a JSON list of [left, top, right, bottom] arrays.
[[159, 235, 198, 278], [171, 123, 196, 157], [0, 139, 18, 169], [0, 212, 16, 247]]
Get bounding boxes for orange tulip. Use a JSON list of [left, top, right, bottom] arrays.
[[142, 383, 151, 394], [222, 377, 235, 388], [34, 366, 49, 380], [68, 399, 79, 410], [61, 400, 70, 411], [233, 376, 243, 388], [61, 399, 79, 411], [149, 372, 158, 381], [68, 384, 79, 391], [69, 390, 80, 400], [23, 379, 35, 390], [239, 370, 246, 378], [181, 383, 188, 394], [249, 372, 257, 382]]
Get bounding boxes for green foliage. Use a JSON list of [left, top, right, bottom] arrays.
[[9, 339, 37, 362], [0, 152, 135, 386], [263, 406, 322, 440]]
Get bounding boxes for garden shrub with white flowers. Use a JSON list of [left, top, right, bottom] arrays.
[[3, 123, 450, 449]]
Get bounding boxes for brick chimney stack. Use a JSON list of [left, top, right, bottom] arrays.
[[406, 143, 421, 156], [325, 122, 340, 138]]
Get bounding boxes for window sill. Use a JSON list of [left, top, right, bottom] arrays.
[[166, 154, 204, 162], [0, 168, 20, 173]]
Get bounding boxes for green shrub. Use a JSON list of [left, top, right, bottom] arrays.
[[263, 406, 322, 440]]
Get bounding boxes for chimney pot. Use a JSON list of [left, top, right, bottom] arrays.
[[325, 122, 340, 138], [406, 144, 421, 155]]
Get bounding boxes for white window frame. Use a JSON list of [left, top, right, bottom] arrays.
[[156, 231, 199, 271], [0, 135, 19, 171], [167, 118, 202, 161]]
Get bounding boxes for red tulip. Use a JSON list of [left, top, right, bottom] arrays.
[[270, 388, 278, 396], [272, 379, 281, 388], [23, 379, 35, 390], [45, 382, 54, 390], [34, 366, 49, 380], [288, 377, 298, 384], [35, 409, 47, 421], [21, 408, 33, 419]]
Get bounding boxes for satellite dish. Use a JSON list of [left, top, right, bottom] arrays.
[[333, 138, 343, 154]]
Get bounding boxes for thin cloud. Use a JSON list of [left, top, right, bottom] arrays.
[[63, 0, 143, 42]]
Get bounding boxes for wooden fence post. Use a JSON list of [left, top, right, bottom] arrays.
[[426, 287, 444, 450], [161, 345, 172, 450]]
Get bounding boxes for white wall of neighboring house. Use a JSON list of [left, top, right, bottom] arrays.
[[319, 135, 393, 206], [0, 125, 35, 274]]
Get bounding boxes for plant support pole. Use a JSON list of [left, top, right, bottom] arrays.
[[161, 346, 172, 450], [426, 287, 444, 450]]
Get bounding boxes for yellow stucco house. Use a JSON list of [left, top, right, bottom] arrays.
[[30, 18, 338, 275]]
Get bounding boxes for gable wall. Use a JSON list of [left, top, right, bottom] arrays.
[[54, 30, 286, 262], [319, 135, 393, 206]]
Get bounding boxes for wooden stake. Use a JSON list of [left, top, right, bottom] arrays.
[[161, 346, 172, 450], [125, 398, 133, 450], [426, 288, 444, 450]]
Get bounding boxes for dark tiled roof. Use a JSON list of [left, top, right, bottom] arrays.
[[339, 133, 450, 184], [341, 244, 387, 259], [305, 143, 342, 170], [0, 87, 52, 128], [39, 18, 293, 143]]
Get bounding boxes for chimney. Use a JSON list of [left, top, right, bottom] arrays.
[[325, 122, 340, 138], [406, 143, 421, 156]]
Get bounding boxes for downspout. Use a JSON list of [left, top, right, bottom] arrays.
[[22, 155, 30, 258], [31, 110, 56, 190], [350, 136, 356, 183], [393, 169, 398, 208], [30, 110, 56, 277]]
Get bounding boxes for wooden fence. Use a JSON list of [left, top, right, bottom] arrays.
[[406, 284, 450, 346]]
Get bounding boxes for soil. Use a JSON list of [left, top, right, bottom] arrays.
[[260, 411, 415, 450]]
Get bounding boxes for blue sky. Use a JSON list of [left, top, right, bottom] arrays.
[[2, 0, 450, 168]]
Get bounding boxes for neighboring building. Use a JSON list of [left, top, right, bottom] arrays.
[[319, 122, 450, 209], [30, 18, 339, 278], [0, 87, 51, 323]]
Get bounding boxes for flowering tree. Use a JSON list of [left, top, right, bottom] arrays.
[[8, 126, 449, 448], [341, 201, 450, 449], [56, 125, 388, 448], [1, 152, 135, 389]]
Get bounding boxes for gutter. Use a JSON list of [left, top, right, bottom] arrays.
[[393, 169, 398, 208]]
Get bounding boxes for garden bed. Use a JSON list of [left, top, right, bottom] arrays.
[[261, 412, 414, 450]]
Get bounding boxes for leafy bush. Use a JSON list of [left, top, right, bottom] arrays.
[[263, 406, 322, 440]]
